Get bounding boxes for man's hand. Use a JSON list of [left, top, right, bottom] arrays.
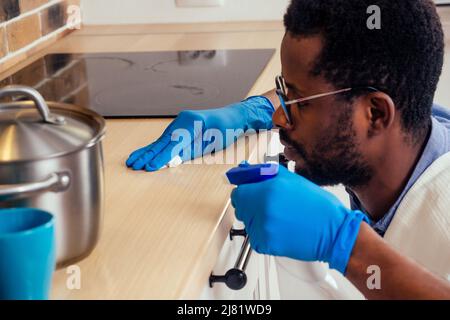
[[231, 165, 450, 299], [230, 165, 368, 274], [126, 96, 274, 172]]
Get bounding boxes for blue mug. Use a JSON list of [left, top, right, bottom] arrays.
[[0, 208, 55, 300]]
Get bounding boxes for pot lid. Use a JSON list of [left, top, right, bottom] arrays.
[[0, 86, 105, 163]]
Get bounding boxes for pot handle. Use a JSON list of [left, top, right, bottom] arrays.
[[0, 85, 66, 125], [0, 172, 71, 201]]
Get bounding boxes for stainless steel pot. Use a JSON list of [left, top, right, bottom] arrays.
[[0, 85, 106, 267]]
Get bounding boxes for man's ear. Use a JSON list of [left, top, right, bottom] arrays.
[[364, 92, 396, 137]]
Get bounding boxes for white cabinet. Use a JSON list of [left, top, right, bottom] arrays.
[[200, 219, 280, 300], [275, 258, 365, 300]]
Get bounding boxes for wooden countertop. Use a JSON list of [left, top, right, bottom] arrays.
[[0, 22, 283, 299]]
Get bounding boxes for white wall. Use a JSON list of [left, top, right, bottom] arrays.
[[435, 51, 450, 107], [81, 0, 291, 25]]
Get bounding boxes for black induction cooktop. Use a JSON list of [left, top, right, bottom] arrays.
[[3, 49, 275, 118]]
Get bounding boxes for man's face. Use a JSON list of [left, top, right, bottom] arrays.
[[274, 33, 374, 187]]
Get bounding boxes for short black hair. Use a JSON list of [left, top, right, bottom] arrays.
[[284, 0, 444, 139]]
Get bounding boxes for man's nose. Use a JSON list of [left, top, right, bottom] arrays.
[[272, 106, 294, 130]]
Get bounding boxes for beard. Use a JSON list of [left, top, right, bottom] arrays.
[[279, 106, 374, 188]]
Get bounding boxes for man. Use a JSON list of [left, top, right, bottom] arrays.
[[126, 0, 450, 299]]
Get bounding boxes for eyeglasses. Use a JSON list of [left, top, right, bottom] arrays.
[[275, 75, 379, 123]]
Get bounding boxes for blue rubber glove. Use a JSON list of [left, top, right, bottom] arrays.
[[126, 96, 275, 171], [230, 165, 369, 274]]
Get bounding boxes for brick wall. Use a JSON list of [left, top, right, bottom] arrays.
[[0, 0, 81, 72]]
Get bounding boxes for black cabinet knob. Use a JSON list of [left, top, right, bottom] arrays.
[[209, 235, 252, 291], [209, 269, 247, 290], [229, 228, 246, 240]]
